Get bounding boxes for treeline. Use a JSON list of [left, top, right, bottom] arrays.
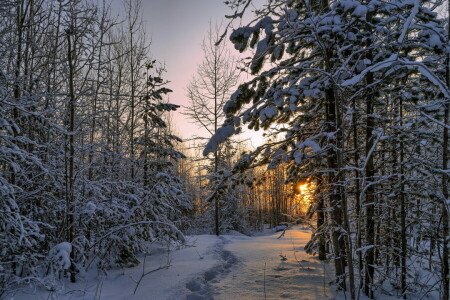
[[181, 23, 300, 235], [182, 146, 300, 233], [208, 0, 450, 299], [0, 0, 191, 293]]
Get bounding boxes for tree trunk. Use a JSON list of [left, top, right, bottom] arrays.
[[325, 87, 346, 290], [442, 3, 450, 296], [352, 97, 363, 291], [399, 98, 407, 298], [317, 177, 326, 261], [66, 26, 76, 283], [214, 50, 220, 236], [364, 82, 375, 299]]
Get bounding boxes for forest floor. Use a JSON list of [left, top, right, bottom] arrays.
[[10, 226, 423, 300]]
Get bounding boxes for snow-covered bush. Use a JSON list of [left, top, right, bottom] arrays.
[[47, 242, 72, 275]]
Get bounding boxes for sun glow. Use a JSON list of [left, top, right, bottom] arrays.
[[294, 181, 317, 215], [297, 183, 309, 194]]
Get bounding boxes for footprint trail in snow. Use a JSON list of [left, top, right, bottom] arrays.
[[185, 236, 238, 300]]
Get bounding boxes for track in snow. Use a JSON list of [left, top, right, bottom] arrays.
[[185, 236, 239, 300]]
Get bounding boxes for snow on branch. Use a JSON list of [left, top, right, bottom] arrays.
[[342, 55, 450, 99], [397, 0, 420, 44], [87, 221, 186, 253], [341, 54, 399, 87], [419, 110, 450, 129], [49, 242, 72, 270], [203, 125, 236, 156]]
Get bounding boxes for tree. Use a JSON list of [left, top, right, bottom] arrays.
[[0, 0, 192, 294], [207, 0, 449, 298], [442, 2, 450, 298], [184, 22, 239, 235], [0, 0, 62, 292]]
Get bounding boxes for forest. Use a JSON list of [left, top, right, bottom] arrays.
[[1, 0, 450, 299]]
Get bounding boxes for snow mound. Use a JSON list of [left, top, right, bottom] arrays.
[[275, 224, 288, 232], [49, 242, 72, 270]]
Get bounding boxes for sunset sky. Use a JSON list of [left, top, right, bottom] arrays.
[[112, 0, 265, 148]]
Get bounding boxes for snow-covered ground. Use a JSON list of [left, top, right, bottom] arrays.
[[10, 235, 221, 300], [212, 226, 334, 300], [10, 226, 332, 300], [9, 226, 423, 300]]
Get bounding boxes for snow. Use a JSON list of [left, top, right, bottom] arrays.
[[273, 45, 284, 60], [352, 5, 368, 18], [203, 125, 235, 156], [413, 62, 450, 98], [212, 226, 334, 299], [259, 16, 273, 34], [341, 54, 399, 87], [275, 224, 288, 232], [255, 38, 269, 57], [10, 226, 438, 300], [259, 105, 277, 121], [339, 0, 358, 12], [49, 242, 72, 270], [13, 235, 221, 300], [428, 34, 442, 48], [297, 138, 322, 153], [85, 201, 97, 214], [397, 0, 420, 44], [294, 150, 304, 164], [342, 54, 450, 99], [275, 94, 284, 107]]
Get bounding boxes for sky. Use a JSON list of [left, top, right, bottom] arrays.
[[111, 0, 265, 149], [141, 0, 232, 138]]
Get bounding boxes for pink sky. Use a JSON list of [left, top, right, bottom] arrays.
[[141, 0, 233, 140], [112, 0, 265, 148]]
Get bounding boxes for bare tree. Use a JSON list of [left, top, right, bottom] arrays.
[[124, 0, 148, 181], [184, 22, 239, 235]]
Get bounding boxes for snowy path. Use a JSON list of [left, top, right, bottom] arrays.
[[211, 226, 335, 300], [11, 227, 334, 300], [185, 236, 239, 299]]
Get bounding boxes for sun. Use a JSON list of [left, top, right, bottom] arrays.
[[297, 183, 309, 194], [295, 182, 313, 195], [294, 181, 317, 215]]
